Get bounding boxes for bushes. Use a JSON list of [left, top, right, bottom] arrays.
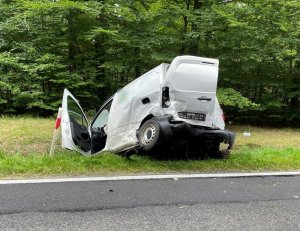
[[0, 0, 299, 125]]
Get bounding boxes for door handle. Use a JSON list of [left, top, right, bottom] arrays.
[[197, 97, 211, 101], [142, 97, 150, 104]]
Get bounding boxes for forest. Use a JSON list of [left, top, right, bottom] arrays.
[[0, 0, 299, 126]]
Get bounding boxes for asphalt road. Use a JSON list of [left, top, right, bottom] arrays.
[[0, 175, 299, 230], [0, 201, 299, 231]]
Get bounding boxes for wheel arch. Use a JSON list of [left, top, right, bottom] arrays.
[[139, 114, 155, 128], [137, 114, 173, 140]]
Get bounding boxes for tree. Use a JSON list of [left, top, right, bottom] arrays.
[[0, 0, 299, 125]]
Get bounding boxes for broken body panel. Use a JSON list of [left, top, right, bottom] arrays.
[[61, 56, 234, 156]]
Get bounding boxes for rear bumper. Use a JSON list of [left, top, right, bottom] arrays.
[[155, 116, 235, 150], [186, 125, 236, 150]]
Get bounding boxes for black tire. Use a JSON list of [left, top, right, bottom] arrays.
[[207, 140, 222, 159], [138, 119, 162, 152], [206, 140, 228, 159]]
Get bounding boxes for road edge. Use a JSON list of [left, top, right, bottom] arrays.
[[1, 171, 300, 185]]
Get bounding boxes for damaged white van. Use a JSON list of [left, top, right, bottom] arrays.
[[61, 55, 235, 159]]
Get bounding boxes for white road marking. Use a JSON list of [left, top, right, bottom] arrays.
[[0, 171, 300, 185]]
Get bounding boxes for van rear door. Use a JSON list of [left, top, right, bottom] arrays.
[[164, 56, 219, 127]]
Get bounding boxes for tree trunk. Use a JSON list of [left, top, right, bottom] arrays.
[[290, 60, 299, 108], [180, 0, 191, 54], [188, 0, 202, 55]]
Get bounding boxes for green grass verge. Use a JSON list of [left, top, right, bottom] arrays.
[[0, 147, 300, 179], [0, 116, 300, 178]]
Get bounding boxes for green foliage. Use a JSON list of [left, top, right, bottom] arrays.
[[217, 88, 259, 109], [0, 0, 299, 124]]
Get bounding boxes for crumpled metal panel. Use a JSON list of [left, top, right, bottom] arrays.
[[103, 57, 224, 153], [104, 65, 165, 152]]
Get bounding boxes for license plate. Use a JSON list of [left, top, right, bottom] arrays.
[[178, 112, 206, 121]]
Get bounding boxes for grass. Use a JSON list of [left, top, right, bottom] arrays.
[[0, 116, 300, 178]]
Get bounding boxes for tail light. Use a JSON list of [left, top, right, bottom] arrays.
[[162, 87, 170, 108], [221, 109, 225, 121]]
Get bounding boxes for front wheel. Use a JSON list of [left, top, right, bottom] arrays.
[[138, 119, 163, 153]]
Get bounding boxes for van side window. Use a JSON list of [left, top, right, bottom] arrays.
[[92, 100, 112, 129]]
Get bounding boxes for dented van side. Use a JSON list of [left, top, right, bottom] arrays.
[[61, 55, 235, 158]]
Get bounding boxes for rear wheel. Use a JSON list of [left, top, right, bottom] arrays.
[[138, 119, 162, 153]]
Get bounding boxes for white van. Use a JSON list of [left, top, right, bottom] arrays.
[[61, 56, 235, 158]]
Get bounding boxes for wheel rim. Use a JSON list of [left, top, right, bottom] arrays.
[[141, 124, 156, 145]]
